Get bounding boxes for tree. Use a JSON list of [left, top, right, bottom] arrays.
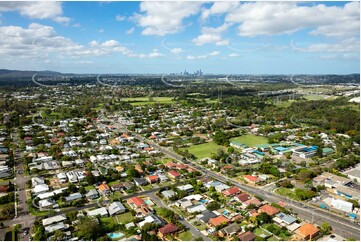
[[53, 230, 64, 240], [77, 217, 100, 240], [1, 203, 15, 219], [256, 212, 272, 225], [206, 201, 221, 211], [79, 186, 86, 195], [320, 222, 331, 235]]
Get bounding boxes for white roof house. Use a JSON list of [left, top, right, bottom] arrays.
[[32, 177, 45, 187], [331, 198, 353, 213], [42, 214, 67, 226], [33, 184, 50, 195], [66, 171, 78, 183], [187, 204, 207, 214], [88, 207, 108, 217], [108, 202, 126, 216], [39, 199, 55, 209], [44, 222, 69, 233]]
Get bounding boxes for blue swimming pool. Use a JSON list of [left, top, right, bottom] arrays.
[[199, 199, 207, 204], [108, 232, 124, 239], [145, 199, 152, 205]]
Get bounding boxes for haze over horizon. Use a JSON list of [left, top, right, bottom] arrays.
[[0, 1, 359, 74]]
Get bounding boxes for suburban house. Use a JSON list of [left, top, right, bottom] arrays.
[[234, 193, 249, 203], [258, 204, 280, 216], [222, 187, 241, 197], [168, 170, 181, 180], [208, 215, 230, 228], [134, 178, 148, 186], [294, 223, 320, 240], [146, 175, 159, 184], [238, 231, 257, 241], [88, 207, 109, 217], [158, 223, 179, 239], [98, 182, 111, 196], [42, 214, 66, 227], [161, 190, 176, 200], [218, 223, 242, 238], [243, 175, 260, 184], [108, 202, 126, 216], [127, 196, 146, 209], [85, 189, 99, 200]]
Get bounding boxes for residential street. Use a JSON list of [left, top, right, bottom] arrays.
[[148, 192, 211, 241]]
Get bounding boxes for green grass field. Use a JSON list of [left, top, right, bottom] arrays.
[[180, 141, 226, 159], [230, 134, 268, 147], [178, 231, 193, 241], [123, 97, 176, 106], [276, 188, 299, 201]]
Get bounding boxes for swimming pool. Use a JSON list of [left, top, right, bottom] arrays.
[[199, 199, 207, 204], [145, 199, 152, 205], [108, 232, 124, 239]]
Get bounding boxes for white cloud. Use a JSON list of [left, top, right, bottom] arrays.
[[208, 51, 220, 56], [221, 2, 360, 38], [54, 16, 70, 24], [0, 2, 70, 23], [228, 53, 240, 57], [133, 2, 202, 36], [170, 48, 183, 54], [201, 2, 239, 21], [126, 27, 135, 35], [186, 51, 220, 60], [192, 23, 230, 46], [291, 38, 359, 53], [115, 15, 126, 21]]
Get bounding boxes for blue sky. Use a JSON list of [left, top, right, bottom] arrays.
[[0, 1, 359, 74]]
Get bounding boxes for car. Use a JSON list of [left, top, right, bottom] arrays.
[[330, 235, 335, 239]]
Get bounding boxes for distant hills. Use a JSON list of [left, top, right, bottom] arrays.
[[0, 69, 64, 78]]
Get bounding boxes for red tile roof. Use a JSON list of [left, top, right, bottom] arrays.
[[258, 204, 280, 216], [243, 175, 260, 183], [147, 175, 158, 181], [168, 170, 181, 177], [209, 215, 230, 227], [296, 223, 320, 238], [176, 164, 188, 170], [158, 223, 179, 235], [98, 182, 110, 192], [235, 193, 249, 202], [128, 196, 145, 208], [238, 231, 256, 241], [222, 187, 241, 196], [165, 162, 176, 168]]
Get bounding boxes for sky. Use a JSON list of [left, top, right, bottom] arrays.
[[0, 1, 359, 74]]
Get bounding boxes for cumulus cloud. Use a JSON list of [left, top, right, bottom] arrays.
[[192, 23, 230, 46], [0, 2, 70, 23], [115, 15, 126, 21], [133, 1, 202, 36], [186, 51, 220, 60], [170, 48, 183, 54], [291, 38, 359, 53], [0, 23, 167, 61], [222, 2, 360, 38], [126, 27, 135, 35]]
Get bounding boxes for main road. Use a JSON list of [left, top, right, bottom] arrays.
[[119, 125, 360, 240]]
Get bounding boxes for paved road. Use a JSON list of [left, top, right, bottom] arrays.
[[148, 192, 210, 241], [5, 130, 32, 241], [122, 127, 360, 240]]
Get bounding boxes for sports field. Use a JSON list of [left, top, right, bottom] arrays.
[[230, 134, 268, 147], [180, 141, 226, 159]]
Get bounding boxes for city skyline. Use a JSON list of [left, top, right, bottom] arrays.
[[0, 1, 359, 74]]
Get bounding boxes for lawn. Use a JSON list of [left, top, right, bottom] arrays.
[[276, 188, 299, 201], [274, 100, 296, 108], [254, 228, 271, 239], [123, 97, 176, 106], [178, 231, 193, 241], [230, 134, 268, 147], [115, 212, 134, 224], [84, 185, 94, 191], [180, 141, 226, 159]]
